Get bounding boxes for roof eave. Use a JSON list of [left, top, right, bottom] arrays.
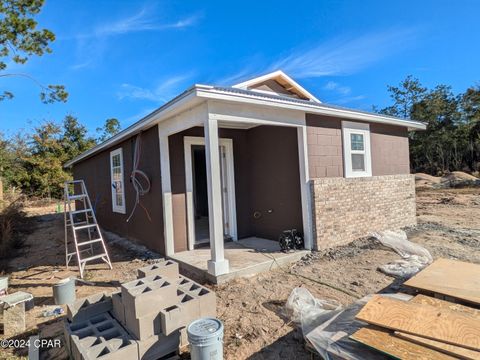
[[197, 88, 427, 130]]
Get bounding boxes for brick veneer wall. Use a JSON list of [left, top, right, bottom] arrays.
[[311, 174, 416, 250]]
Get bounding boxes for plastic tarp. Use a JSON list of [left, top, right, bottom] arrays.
[[285, 288, 412, 360], [371, 230, 433, 278]]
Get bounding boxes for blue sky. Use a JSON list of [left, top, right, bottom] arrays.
[[1, 0, 479, 136]]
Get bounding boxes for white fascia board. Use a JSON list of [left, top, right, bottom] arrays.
[[196, 88, 426, 130], [232, 70, 321, 103]]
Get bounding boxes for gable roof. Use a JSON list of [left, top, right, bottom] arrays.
[[233, 70, 321, 103], [64, 72, 426, 168]]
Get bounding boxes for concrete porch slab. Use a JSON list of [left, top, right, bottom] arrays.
[[168, 237, 309, 284]]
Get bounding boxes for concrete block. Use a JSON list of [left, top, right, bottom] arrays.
[[125, 307, 161, 340], [67, 313, 139, 360], [1, 301, 26, 337], [137, 260, 179, 280], [67, 292, 112, 322], [137, 331, 180, 360], [160, 292, 200, 336], [111, 291, 125, 325], [121, 275, 177, 318], [178, 280, 217, 318]]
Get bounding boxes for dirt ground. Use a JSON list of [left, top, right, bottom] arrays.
[[1, 186, 479, 359]]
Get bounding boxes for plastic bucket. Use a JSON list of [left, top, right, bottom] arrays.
[[53, 277, 76, 305], [187, 317, 224, 360]]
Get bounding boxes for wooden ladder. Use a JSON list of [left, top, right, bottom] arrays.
[[64, 180, 112, 278]]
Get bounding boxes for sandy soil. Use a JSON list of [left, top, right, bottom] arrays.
[[1, 186, 479, 359]]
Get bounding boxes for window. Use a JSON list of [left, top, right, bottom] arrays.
[[342, 121, 372, 178], [110, 148, 126, 213]]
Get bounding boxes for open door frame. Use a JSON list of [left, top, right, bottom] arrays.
[[184, 136, 237, 250]]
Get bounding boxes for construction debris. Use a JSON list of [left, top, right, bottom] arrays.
[[64, 259, 217, 359], [296, 258, 480, 360], [404, 258, 480, 306], [0, 291, 33, 337], [371, 230, 432, 278]]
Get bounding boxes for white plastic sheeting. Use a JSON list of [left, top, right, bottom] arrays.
[[371, 230, 433, 278], [285, 287, 341, 335], [286, 289, 413, 360]]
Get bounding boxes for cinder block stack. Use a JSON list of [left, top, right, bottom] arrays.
[[64, 259, 217, 360]]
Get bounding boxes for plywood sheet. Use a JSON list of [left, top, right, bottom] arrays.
[[351, 326, 455, 360], [355, 295, 480, 351], [404, 258, 480, 305], [395, 332, 480, 360], [410, 295, 480, 318], [394, 295, 480, 359]]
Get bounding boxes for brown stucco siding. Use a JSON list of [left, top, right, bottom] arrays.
[[370, 123, 410, 175], [306, 113, 411, 178], [72, 125, 165, 253], [306, 114, 344, 178], [247, 126, 303, 240]]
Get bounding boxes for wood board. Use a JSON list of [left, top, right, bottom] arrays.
[[351, 326, 455, 360], [395, 332, 480, 360], [410, 294, 480, 318], [355, 295, 480, 351], [392, 295, 480, 359], [404, 258, 480, 305]]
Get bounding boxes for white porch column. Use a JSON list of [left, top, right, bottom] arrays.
[[158, 132, 175, 256], [204, 116, 229, 275], [297, 126, 313, 250]]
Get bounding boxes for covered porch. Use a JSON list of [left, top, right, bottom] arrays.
[[158, 99, 313, 282], [169, 237, 309, 284]]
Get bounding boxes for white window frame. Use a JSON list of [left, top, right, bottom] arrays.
[[110, 148, 126, 214], [342, 121, 372, 178]]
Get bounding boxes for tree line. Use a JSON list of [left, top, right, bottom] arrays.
[[378, 76, 480, 175], [0, 117, 120, 198]]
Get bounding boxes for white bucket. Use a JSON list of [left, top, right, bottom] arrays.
[[187, 317, 224, 360]]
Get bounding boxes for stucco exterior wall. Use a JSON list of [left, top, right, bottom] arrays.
[[305, 114, 411, 178], [306, 114, 344, 178], [370, 123, 410, 175], [72, 125, 165, 254], [311, 174, 417, 250]]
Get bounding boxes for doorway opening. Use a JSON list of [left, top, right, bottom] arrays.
[[192, 145, 209, 244], [184, 136, 237, 249]]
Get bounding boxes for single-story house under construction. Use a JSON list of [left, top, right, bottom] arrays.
[[65, 70, 426, 282]]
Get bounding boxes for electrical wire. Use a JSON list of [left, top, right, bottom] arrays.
[[126, 134, 152, 222]]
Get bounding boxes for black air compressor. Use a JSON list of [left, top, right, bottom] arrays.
[[279, 229, 304, 252]]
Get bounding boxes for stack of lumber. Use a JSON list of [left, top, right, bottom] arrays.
[[350, 258, 480, 359]]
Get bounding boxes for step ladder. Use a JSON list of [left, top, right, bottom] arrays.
[[64, 180, 112, 278]]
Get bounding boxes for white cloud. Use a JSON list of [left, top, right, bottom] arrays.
[[117, 74, 192, 102], [77, 8, 199, 39], [323, 81, 351, 95], [332, 95, 367, 105], [70, 5, 200, 69], [270, 27, 418, 78]]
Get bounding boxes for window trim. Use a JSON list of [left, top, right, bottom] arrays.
[[342, 121, 372, 178], [110, 148, 126, 214]]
